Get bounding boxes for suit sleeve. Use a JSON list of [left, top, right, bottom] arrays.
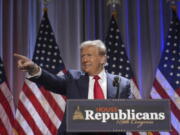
[[29, 69, 71, 95], [119, 77, 131, 99]]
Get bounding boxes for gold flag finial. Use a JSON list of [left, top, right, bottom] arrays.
[[106, 0, 121, 19], [38, 0, 52, 9], [112, 11, 118, 20], [166, 0, 177, 12], [41, 0, 52, 12]]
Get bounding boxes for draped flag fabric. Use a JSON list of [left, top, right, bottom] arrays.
[[15, 10, 66, 135], [150, 10, 180, 135], [105, 14, 147, 135], [105, 14, 141, 100], [0, 57, 15, 135]]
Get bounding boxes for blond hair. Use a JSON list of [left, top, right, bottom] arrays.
[[80, 40, 107, 56]]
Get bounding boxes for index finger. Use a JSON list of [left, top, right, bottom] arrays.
[[14, 53, 30, 61]]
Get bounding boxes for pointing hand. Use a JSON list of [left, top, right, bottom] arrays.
[[14, 53, 40, 75]]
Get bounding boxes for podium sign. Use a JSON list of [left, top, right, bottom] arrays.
[[66, 99, 170, 132]]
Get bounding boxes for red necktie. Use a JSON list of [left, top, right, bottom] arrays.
[[93, 75, 104, 99]]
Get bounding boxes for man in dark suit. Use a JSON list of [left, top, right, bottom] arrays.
[[15, 40, 131, 135]]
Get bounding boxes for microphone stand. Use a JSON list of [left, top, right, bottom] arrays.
[[113, 76, 120, 99]]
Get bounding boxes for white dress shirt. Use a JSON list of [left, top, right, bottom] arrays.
[[88, 69, 107, 99]]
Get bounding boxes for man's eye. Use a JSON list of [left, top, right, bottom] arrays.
[[87, 54, 92, 57]]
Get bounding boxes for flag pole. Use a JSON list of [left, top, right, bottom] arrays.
[[43, 0, 48, 12]]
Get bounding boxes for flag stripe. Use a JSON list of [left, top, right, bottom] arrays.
[[0, 118, 8, 135], [23, 82, 57, 134], [169, 125, 179, 135], [150, 88, 180, 134], [0, 58, 15, 135], [40, 86, 64, 121], [14, 118, 26, 135], [50, 91, 66, 110], [150, 132, 160, 135], [156, 69, 180, 104], [130, 79, 142, 99], [169, 112, 180, 134], [19, 89, 52, 134], [0, 104, 13, 135], [153, 79, 180, 121], [18, 100, 43, 135], [25, 80, 62, 128], [176, 88, 180, 96], [131, 132, 140, 135], [0, 82, 14, 125], [159, 132, 170, 135], [171, 112, 180, 133]]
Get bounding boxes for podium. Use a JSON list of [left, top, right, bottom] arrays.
[[66, 99, 170, 133]]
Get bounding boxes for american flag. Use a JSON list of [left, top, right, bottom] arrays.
[[15, 9, 66, 135], [105, 14, 148, 135], [105, 14, 141, 100], [150, 10, 180, 135], [0, 57, 15, 135]]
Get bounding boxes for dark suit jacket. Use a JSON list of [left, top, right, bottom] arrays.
[[30, 69, 131, 135]]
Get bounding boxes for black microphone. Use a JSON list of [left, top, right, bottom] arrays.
[[113, 76, 120, 98]]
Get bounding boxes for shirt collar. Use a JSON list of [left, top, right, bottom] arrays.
[[89, 69, 106, 81]]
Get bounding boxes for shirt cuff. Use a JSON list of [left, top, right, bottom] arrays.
[[26, 67, 42, 79]]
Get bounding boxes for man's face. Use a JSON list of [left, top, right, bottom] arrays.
[[81, 46, 105, 76]]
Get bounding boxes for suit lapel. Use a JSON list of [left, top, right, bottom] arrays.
[[107, 73, 117, 99], [76, 74, 89, 99]]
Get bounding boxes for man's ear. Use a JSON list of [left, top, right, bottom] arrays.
[[100, 55, 107, 65]]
